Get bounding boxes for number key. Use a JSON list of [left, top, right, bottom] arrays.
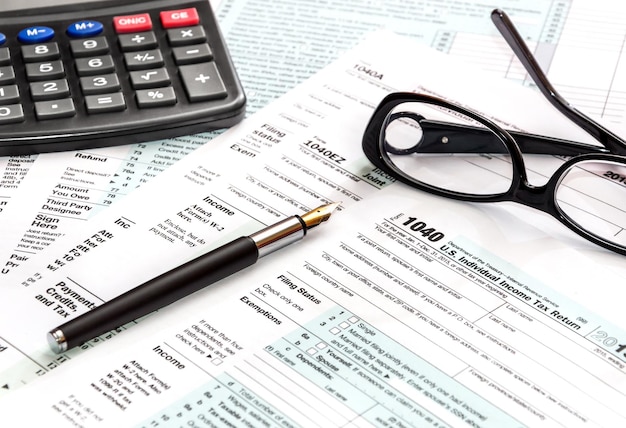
[[80, 74, 121, 95], [70, 37, 110, 57], [0, 66, 16, 85], [75, 55, 115, 76], [30, 79, 70, 101], [0, 85, 19, 104], [25, 61, 64, 81], [22, 43, 60, 62]]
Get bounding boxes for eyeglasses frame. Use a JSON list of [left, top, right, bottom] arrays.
[[362, 10, 626, 255]]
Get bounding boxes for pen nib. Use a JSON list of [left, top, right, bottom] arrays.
[[301, 202, 341, 229]]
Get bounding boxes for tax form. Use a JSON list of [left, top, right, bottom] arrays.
[[0, 138, 207, 275], [0, 30, 624, 426], [4, 0, 625, 280]]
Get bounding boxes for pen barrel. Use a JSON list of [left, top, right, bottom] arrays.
[[53, 236, 259, 350]]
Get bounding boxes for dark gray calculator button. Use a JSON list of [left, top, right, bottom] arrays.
[[30, 79, 70, 100], [167, 26, 206, 46], [0, 48, 10, 66], [179, 62, 227, 102], [0, 66, 16, 85], [85, 93, 126, 113], [136, 87, 177, 108], [80, 74, 121, 95], [119, 32, 157, 51], [124, 49, 164, 70], [75, 55, 115, 76], [130, 68, 171, 89], [0, 104, 25, 124], [22, 43, 60, 62], [70, 37, 109, 57], [26, 61, 65, 81], [35, 98, 76, 120], [172, 44, 213, 65], [0, 85, 20, 104]]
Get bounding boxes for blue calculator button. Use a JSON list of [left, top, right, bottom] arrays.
[[67, 21, 104, 38], [0, 33, 6, 45], [18, 26, 55, 44]]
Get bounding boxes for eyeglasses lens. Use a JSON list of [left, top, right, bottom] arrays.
[[556, 160, 626, 247], [381, 101, 514, 195]]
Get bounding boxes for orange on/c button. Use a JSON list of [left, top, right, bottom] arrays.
[[160, 8, 200, 28], [113, 13, 153, 33]]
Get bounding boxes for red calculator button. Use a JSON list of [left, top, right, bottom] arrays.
[[113, 13, 153, 33], [160, 8, 200, 28]]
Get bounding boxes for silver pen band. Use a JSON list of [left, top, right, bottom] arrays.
[[250, 216, 306, 258]]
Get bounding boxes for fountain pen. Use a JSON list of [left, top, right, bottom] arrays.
[[47, 202, 340, 353]]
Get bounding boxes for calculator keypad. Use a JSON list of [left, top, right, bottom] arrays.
[[0, 0, 245, 154]]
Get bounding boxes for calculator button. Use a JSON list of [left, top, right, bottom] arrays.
[[26, 61, 64, 81], [0, 34, 6, 45], [0, 86, 20, 104], [18, 27, 55, 44], [70, 37, 110, 57], [113, 14, 153, 33], [85, 93, 126, 113], [130, 68, 171, 89], [179, 62, 227, 102], [167, 26, 206, 46], [80, 74, 121, 94], [160, 8, 200, 28], [0, 66, 15, 85], [172, 44, 213, 65], [67, 21, 104, 38], [35, 98, 76, 120], [136, 87, 177, 108], [0, 104, 25, 124], [30, 79, 70, 101], [0, 48, 8, 65], [75, 55, 115, 76], [124, 49, 164, 70], [22, 43, 60, 62], [119, 32, 158, 51]]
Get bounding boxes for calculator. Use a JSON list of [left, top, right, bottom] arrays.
[[0, 0, 246, 155]]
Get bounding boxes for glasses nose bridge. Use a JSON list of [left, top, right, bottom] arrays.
[[512, 182, 552, 213]]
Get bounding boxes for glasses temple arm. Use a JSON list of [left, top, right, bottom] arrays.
[[387, 116, 608, 156], [490, 9, 626, 155]]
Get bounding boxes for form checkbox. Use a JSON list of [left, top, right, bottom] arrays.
[[307, 347, 318, 355], [316, 342, 327, 350], [348, 316, 359, 324], [330, 327, 341, 335], [339, 322, 349, 329]]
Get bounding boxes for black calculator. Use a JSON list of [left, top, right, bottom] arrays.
[[0, 0, 246, 155]]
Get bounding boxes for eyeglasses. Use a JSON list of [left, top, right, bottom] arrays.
[[362, 9, 626, 255]]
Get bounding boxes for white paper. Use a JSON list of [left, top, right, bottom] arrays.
[[0, 30, 625, 427]]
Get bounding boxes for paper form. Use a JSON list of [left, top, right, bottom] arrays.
[[0, 184, 624, 427], [0, 137, 208, 276], [3, 0, 624, 284], [544, 0, 626, 120], [0, 30, 624, 426], [216, 0, 626, 125], [216, 0, 572, 114], [0, 0, 607, 282], [0, 155, 35, 221]]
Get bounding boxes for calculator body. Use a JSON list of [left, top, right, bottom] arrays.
[[0, 0, 246, 155]]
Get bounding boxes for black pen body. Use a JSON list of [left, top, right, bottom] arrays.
[[47, 203, 339, 353], [52, 236, 259, 351]]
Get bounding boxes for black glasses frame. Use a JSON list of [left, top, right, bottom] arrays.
[[362, 10, 626, 255]]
